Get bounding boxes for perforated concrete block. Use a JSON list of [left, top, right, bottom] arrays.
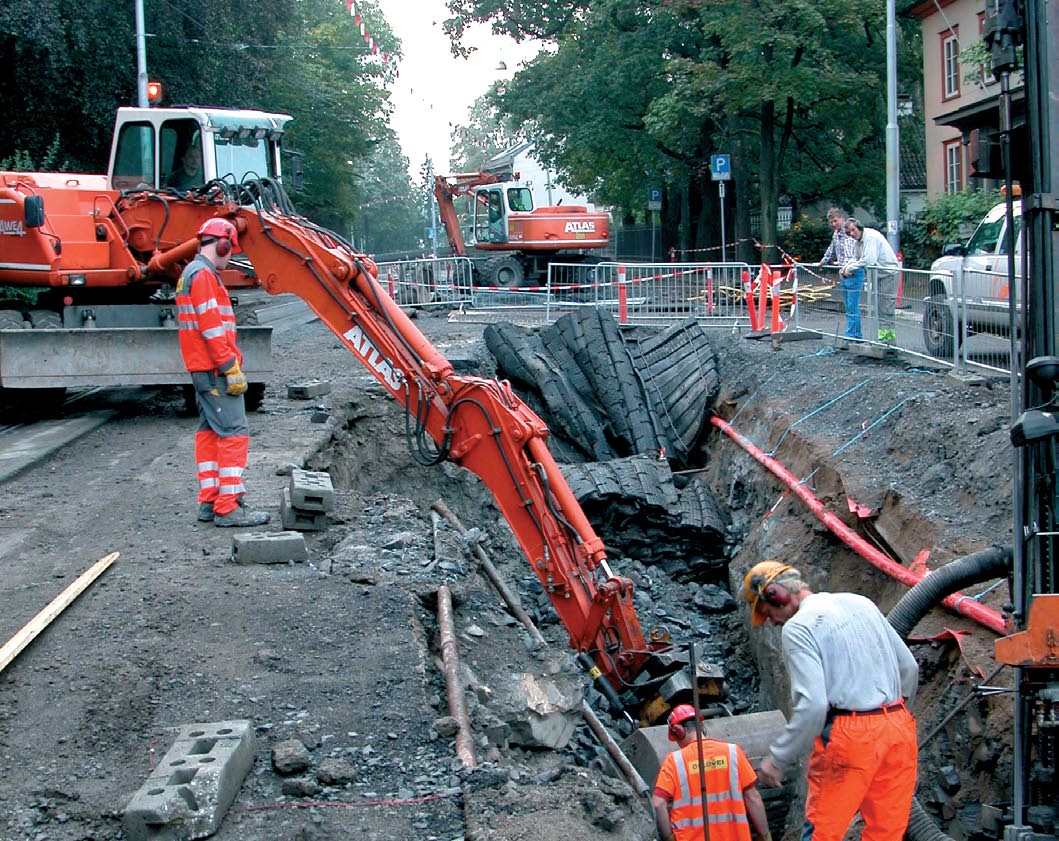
[[287, 379, 332, 399], [281, 487, 329, 532], [124, 719, 255, 841], [232, 530, 307, 564], [289, 468, 334, 512]]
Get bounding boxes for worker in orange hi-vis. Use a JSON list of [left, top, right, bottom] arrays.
[[652, 704, 772, 841], [176, 218, 270, 528], [741, 561, 920, 841]]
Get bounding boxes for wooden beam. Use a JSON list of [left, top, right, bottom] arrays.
[[0, 551, 119, 674]]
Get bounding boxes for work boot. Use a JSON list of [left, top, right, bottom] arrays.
[[197, 502, 215, 522], [213, 507, 270, 528]]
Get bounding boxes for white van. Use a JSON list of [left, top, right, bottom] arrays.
[[922, 199, 1022, 358]]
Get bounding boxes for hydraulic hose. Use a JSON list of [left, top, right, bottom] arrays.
[[887, 546, 1012, 638], [906, 795, 954, 841], [710, 415, 1007, 634]]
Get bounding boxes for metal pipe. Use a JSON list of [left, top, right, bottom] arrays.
[[437, 585, 477, 768], [431, 499, 546, 645], [580, 700, 651, 801], [688, 641, 711, 841]]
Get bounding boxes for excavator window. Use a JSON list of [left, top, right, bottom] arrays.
[[111, 122, 156, 191], [507, 188, 533, 213], [162, 121, 204, 190]]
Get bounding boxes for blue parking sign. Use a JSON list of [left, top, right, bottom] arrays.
[[647, 187, 662, 210], [711, 154, 731, 181]]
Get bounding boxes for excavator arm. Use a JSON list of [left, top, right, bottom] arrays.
[[117, 183, 677, 712]]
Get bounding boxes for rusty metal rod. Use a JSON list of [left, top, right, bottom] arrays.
[[431, 499, 546, 645], [580, 700, 651, 801], [437, 584, 477, 768]]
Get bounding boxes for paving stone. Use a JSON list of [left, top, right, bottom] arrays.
[[232, 530, 307, 564], [124, 720, 255, 841], [280, 488, 329, 532], [289, 468, 335, 512], [287, 380, 332, 399]]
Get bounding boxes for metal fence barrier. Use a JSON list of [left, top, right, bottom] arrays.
[[374, 257, 475, 308], [372, 256, 1016, 375]]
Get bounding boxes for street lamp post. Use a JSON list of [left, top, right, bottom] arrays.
[[885, 0, 900, 254]]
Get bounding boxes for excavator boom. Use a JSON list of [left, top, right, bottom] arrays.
[[123, 185, 672, 708]]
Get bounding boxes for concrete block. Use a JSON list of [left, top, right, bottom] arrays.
[[280, 488, 329, 532], [233, 530, 307, 564], [124, 719, 255, 841], [289, 468, 335, 512], [287, 379, 332, 399]]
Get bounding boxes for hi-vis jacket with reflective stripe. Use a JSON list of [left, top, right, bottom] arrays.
[[656, 739, 757, 841], [176, 254, 241, 373]]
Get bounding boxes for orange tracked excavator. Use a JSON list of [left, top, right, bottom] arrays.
[[433, 170, 611, 287]]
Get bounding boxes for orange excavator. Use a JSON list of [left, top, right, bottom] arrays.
[[0, 108, 783, 772], [433, 170, 611, 287]]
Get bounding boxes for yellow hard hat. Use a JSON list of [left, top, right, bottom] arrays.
[[742, 560, 795, 627]]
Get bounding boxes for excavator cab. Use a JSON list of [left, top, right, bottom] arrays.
[[107, 107, 292, 193], [475, 187, 508, 244]]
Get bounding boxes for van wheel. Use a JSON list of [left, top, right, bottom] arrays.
[[922, 294, 956, 359]]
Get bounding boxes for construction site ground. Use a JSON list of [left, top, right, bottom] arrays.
[[0, 301, 1015, 840]]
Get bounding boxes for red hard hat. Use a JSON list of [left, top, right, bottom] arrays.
[[668, 703, 697, 728], [197, 218, 239, 251]]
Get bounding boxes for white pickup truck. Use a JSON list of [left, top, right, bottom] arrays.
[[922, 200, 1022, 358]]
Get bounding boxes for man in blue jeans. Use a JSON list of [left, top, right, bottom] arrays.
[[818, 207, 862, 340]]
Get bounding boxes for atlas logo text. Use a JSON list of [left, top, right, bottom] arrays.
[[343, 325, 404, 391], [564, 221, 596, 234]]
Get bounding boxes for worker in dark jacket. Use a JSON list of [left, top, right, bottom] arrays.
[[742, 561, 919, 841], [176, 218, 269, 528]]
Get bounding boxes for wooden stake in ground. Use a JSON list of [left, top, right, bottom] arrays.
[[0, 551, 119, 674]]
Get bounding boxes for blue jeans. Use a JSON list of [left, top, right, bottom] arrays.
[[841, 270, 864, 339]]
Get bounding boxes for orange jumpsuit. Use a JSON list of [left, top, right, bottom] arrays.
[[654, 738, 758, 841]]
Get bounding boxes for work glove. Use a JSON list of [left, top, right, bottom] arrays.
[[223, 360, 248, 396]]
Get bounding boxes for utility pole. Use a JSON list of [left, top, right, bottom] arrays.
[[884, 0, 900, 253], [134, 0, 148, 107], [427, 156, 439, 256]]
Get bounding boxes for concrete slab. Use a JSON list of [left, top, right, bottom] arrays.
[[0, 410, 115, 482], [286, 380, 332, 399], [233, 530, 308, 564], [289, 468, 335, 512], [124, 719, 255, 841]]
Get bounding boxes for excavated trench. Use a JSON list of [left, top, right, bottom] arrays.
[[299, 310, 1010, 840]]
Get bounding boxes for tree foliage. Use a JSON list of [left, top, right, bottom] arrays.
[[447, 0, 923, 260], [0, 0, 416, 239], [900, 188, 1003, 267]]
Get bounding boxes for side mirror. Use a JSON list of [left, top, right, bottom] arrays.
[[942, 243, 965, 257], [24, 195, 44, 228]]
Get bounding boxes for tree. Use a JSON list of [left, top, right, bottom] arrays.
[[350, 135, 429, 257], [449, 91, 523, 172]]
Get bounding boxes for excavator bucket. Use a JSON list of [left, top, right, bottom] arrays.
[[622, 710, 794, 832]]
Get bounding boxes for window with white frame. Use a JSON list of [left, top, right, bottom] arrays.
[[944, 139, 963, 193], [942, 29, 960, 100]]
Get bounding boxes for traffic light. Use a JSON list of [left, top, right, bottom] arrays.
[[146, 81, 163, 105]]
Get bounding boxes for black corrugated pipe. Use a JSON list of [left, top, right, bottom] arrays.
[[907, 794, 953, 841], [887, 546, 1012, 639], [886, 545, 1012, 841]]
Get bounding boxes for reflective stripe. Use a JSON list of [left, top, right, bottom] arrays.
[[197, 460, 219, 472], [219, 467, 243, 478], [202, 325, 226, 340], [196, 299, 219, 314], [198, 477, 219, 489]]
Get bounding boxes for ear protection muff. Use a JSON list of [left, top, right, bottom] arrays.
[[668, 719, 687, 742], [761, 581, 791, 608], [667, 704, 699, 742], [215, 235, 232, 257]]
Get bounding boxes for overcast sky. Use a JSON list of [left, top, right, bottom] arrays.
[[373, 0, 541, 175]]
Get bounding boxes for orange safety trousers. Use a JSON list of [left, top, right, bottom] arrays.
[[195, 429, 249, 515], [803, 705, 917, 841]]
